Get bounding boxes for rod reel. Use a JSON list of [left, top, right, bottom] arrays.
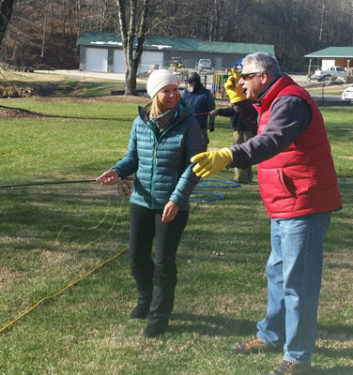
[[117, 178, 133, 197]]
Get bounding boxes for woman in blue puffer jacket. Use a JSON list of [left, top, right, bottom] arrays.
[[97, 69, 202, 338]]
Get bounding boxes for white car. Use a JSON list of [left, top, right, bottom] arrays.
[[198, 59, 212, 70], [341, 86, 353, 101]]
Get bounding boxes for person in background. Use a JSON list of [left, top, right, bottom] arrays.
[[191, 53, 342, 375], [98, 69, 202, 338], [182, 72, 215, 151], [210, 73, 254, 184]]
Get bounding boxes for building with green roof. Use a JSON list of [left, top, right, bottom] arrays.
[[77, 32, 275, 73], [305, 47, 353, 74]]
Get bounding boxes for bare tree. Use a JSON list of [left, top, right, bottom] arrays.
[[345, 0, 353, 43], [116, 0, 151, 95], [318, 0, 326, 46], [0, 0, 15, 48], [40, 0, 49, 57], [209, 0, 225, 41], [4, 0, 353, 76]]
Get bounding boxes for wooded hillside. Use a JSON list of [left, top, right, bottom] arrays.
[[1, 0, 352, 72]]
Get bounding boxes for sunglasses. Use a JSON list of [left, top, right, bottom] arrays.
[[240, 72, 262, 80]]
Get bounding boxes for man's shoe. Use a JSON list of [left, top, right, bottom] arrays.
[[129, 304, 149, 319], [268, 360, 311, 375], [231, 336, 277, 354]]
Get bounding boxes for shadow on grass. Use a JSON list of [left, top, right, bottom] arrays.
[[318, 322, 353, 338], [311, 366, 353, 375], [168, 315, 353, 373], [0, 184, 130, 264], [309, 323, 353, 374], [169, 312, 256, 337]]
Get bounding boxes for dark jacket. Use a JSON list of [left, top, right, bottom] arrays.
[[182, 87, 215, 129], [217, 106, 249, 131]]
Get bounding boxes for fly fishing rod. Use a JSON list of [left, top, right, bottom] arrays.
[[0, 177, 134, 197], [0, 179, 98, 189]]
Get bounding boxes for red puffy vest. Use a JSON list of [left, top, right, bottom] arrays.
[[254, 75, 342, 219]]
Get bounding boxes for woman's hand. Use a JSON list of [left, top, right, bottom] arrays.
[[97, 169, 119, 185], [162, 201, 179, 223]]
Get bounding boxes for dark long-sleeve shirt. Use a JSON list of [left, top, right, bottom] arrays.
[[217, 106, 248, 131], [229, 95, 312, 169]]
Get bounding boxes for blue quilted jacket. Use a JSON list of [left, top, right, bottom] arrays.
[[111, 101, 202, 210]]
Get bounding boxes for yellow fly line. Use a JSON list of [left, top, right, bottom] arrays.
[[75, 190, 127, 251], [0, 118, 67, 157], [55, 193, 112, 241], [0, 107, 135, 335], [0, 190, 130, 335], [0, 112, 135, 158], [0, 246, 128, 335]]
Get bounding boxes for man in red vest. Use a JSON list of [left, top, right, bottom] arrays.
[[192, 52, 342, 375]]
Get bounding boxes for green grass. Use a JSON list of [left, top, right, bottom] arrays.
[[0, 97, 140, 118], [0, 97, 353, 375]]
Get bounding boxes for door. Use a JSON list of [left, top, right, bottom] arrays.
[[85, 48, 108, 72], [140, 51, 164, 73], [113, 50, 126, 73]]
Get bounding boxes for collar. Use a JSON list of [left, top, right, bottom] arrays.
[[150, 106, 178, 131], [254, 75, 282, 105], [253, 75, 297, 113]]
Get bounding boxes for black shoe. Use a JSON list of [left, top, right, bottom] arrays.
[[268, 360, 311, 375], [129, 304, 149, 319], [143, 320, 168, 338]]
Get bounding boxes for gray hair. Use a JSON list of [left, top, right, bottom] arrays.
[[242, 52, 281, 79]]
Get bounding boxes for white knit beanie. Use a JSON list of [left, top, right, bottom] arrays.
[[147, 69, 181, 98]]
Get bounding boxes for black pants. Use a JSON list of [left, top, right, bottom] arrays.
[[129, 203, 189, 323]]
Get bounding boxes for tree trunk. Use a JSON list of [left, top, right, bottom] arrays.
[[41, 0, 49, 58], [117, 0, 150, 96], [318, 0, 326, 46], [125, 64, 138, 95], [74, 0, 81, 59], [0, 0, 15, 48]]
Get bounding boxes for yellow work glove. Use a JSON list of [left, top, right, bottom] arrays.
[[224, 68, 246, 103], [191, 148, 232, 178]]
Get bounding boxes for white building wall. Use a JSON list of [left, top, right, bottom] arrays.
[[322, 59, 336, 70]]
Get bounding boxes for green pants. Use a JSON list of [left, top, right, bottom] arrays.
[[233, 130, 253, 183]]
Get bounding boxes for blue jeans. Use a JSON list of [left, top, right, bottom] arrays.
[[257, 212, 331, 364]]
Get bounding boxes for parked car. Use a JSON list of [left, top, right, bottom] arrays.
[[312, 66, 347, 81], [198, 59, 212, 70], [341, 85, 353, 101]]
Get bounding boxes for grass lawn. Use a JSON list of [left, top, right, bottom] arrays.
[[0, 96, 352, 375]]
